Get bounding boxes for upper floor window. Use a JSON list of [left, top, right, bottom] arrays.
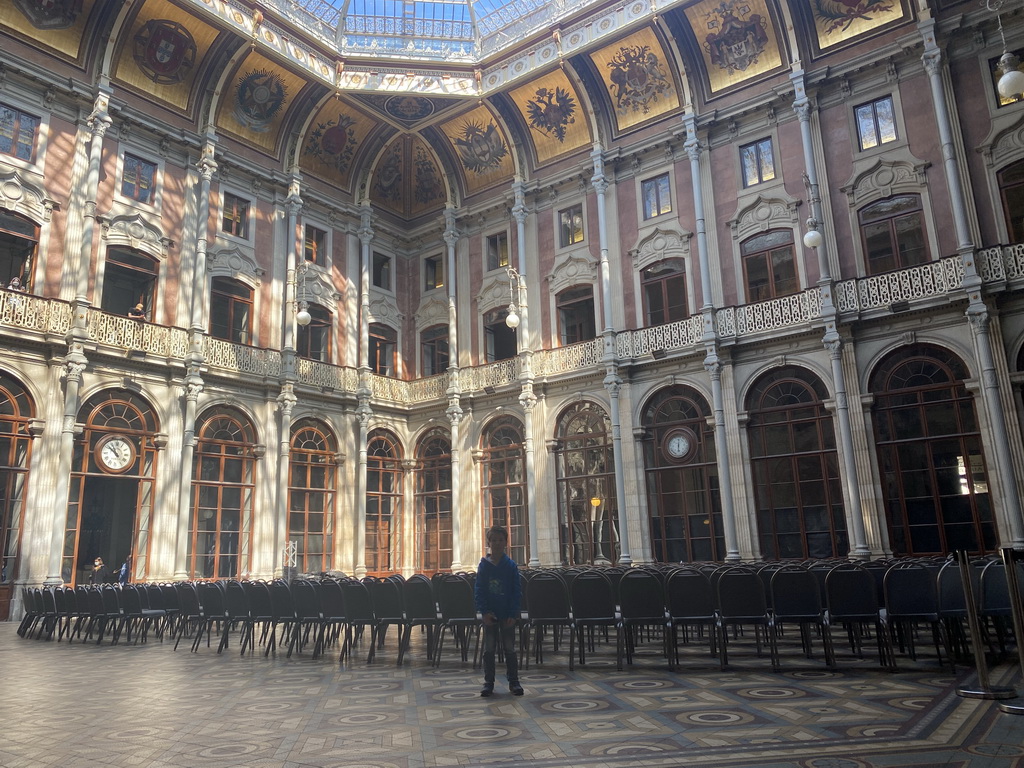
[[296, 304, 332, 362], [486, 232, 509, 271], [484, 308, 517, 363], [740, 138, 775, 188], [101, 248, 158, 319], [859, 194, 928, 274], [421, 324, 450, 377], [304, 225, 327, 266], [741, 230, 798, 302], [642, 173, 672, 219], [557, 285, 596, 345], [121, 154, 156, 204], [559, 204, 584, 248], [0, 103, 40, 162], [641, 260, 688, 326], [210, 277, 253, 345], [0, 210, 38, 291], [855, 96, 897, 151], [372, 252, 392, 290], [424, 254, 444, 291], [370, 323, 398, 377], [998, 159, 1024, 243], [221, 193, 249, 239]]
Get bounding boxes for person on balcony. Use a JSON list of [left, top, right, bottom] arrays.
[[128, 303, 146, 321], [6, 277, 26, 292]]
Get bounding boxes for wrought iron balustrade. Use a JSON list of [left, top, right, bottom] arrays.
[[0, 291, 72, 336], [296, 357, 357, 391], [834, 255, 964, 313], [532, 337, 602, 377], [203, 336, 282, 378]]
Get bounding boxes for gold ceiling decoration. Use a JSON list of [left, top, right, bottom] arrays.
[[684, 0, 784, 94], [370, 135, 447, 218], [216, 52, 307, 152], [589, 27, 681, 133], [439, 105, 514, 195], [508, 69, 592, 164], [114, 0, 219, 112], [807, 0, 910, 51], [301, 97, 379, 190], [1, 0, 96, 59]]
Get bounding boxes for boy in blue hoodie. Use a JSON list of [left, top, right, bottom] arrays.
[[475, 525, 523, 697]]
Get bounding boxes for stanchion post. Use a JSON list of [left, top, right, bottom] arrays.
[[955, 549, 1016, 700], [998, 547, 1024, 715]]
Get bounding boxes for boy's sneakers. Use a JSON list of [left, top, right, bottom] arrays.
[[480, 683, 494, 697], [509, 682, 524, 696]]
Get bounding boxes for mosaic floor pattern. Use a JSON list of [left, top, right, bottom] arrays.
[[2, 622, 1023, 768]]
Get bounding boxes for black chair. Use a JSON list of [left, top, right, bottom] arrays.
[[340, 579, 377, 664], [220, 580, 253, 654], [715, 566, 778, 671], [116, 584, 166, 645], [824, 563, 893, 669], [193, 581, 227, 653], [398, 574, 439, 665], [523, 570, 574, 670], [318, 579, 347, 659], [432, 574, 480, 668], [17, 587, 40, 638], [268, 580, 296, 656], [664, 567, 718, 670], [883, 562, 953, 670], [241, 580, 276, 654], [365, 577, 403, 663], [769, 565, 834, 669], [288, 579, 324, 657], [172, 583, 204, 651], [617, 568, 668, 670], [569, 570, 620, 667]]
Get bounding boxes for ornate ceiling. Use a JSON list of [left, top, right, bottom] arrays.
[[1, 0, 921, 221]]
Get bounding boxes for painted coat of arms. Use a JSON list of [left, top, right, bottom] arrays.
[[526, 87, 577, 142], [607, 45, 671, 116], [453, 121, 508, 174], [414, 146, 444, 205], [234, 70, 287, 132], [14, 0, 82, 30], [374, 144, 403, 203], [133, 20, 197, 85], [704, 2, 770, 75], [305, 114, 358, 173], [812, 0, 894, 35]]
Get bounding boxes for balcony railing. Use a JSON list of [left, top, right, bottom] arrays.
[[296, 357, 358, 391], [86, 309, 192, 358], [834, 255, 964, 313], [533, 338, 603, 377], [0, 291, 71, 335], [617, 315, 704, 358], [203, 337, 282, 378], [460, 358, 519, 391]]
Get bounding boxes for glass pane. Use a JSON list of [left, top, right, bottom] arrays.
[[740, 144, 759, 187], [875, 97, 897, 144], [863, 221, 895, 273], [745, 253, 770, 302], [758, 139, 775, 182], [770, 246, 797, 296], [856, 103, 878, 149], [895, 212, 927, 266]]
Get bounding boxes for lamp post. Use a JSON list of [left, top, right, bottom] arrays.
[[295, 259, 311, 327], [988, 0, 1024, 99], [504, 264, 522, 330], [590, 495, 609, 565]]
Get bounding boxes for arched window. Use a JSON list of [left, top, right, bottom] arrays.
[[554, 401, 617, 565], [556, 285, 596, 345], [0, 373, 33, 585], [741, 230, 798, 302], [366, 429, 402, 575], [289, 420, 337, 575], [415, 429, 451, 574], [998, 159, 1024, 243], [420, 324, 449, 377], [483, 308, 516, 362], [641, 259, 687, 326], [210, 277, 253, 345], [747, 369, 847, 559], [870, 345, 993, 555], [101, 247, 159, 319], [66, 390, 160, 585], [297, 304, 332, 362], [369, 323, 397, 376], [0, 210, 38, 290], [859, 195, 928, 274], [641, 386, 722, 562], [189, 407, 257, 579], [481, 416, 527, 565]]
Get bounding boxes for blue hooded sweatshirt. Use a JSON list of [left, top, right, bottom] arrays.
[[474, 554, 521, 621]]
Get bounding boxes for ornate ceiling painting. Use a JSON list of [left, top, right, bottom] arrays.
[[805, 0, 911, 52], [439, 105, 514, 195], [301, 97, 379, 190], [215, 52, 306, 152], [113, 0, 219, 112], [369, 135, 446, 218], [351, 94, 462, 130], [0, 0, 96, 58], [508, 69, 592, 164], [588, 27, 681, 134], [683, 0, 785, 95]]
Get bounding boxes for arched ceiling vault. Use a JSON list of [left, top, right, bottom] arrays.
[[1, 0, 919, 223]]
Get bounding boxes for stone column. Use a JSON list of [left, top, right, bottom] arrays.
[[275, 385, 296, 577], [354, 202, 374, 577], [443, 207, 464, 570]]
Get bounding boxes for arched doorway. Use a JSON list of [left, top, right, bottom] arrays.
[[641, 386, 722, 562], [870, 344, 994, 555], [480, 416, 528, 566], [64, 390, 159, 585], [415, 428, 451, 575], [188, 406, 258, 579], [0, 371, 33, 618], [747, 367, 847, 559], [366, 429, 402, 576], [289, 419, 337, 575], [554, 401, 617, 565]]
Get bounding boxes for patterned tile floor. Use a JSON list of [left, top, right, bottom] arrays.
[[2, 621, 1024, 768]]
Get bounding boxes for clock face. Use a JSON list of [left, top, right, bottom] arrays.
[[97, 436, 135, 473], [663, 428, 696, 462]]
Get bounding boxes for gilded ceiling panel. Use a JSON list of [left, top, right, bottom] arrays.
[[439, 105, 514, 195], [301, 97, 379, 190], [508, 69, 592, 164], [113, 0, 219, 112], [684, 0, 785, 94], [588, 27, 681, 133], [1, 0, 97, 59], [215, 52, 307, 152], [806, 0, 910, 52], [370, 135, 446, 218]]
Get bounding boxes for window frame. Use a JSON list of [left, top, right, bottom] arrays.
[[0, 101, 41, 164], [295, 304, 332, 363], [372, 252, 392, 291], [420, 323, 450, 377], [740, 230, 799, 303], [119, 153, 158, 206], [558, 203, 585, 249], [101, 247, 159, 319], [640, 259, 688, 326], [739, 137, 776, 188], [858, 194, 929, 275], [424, 254, 444, 292], [854, 95, 898, 152], [209, 277, 254, 345], [556, 285, 597, 346], [641, 173, 672, 220], [221, 192, 251, 240], [486, 231, 510, 272], [483, 308, 517, 363], [369, 322, 398, 377], [303, 224, 329, 267]]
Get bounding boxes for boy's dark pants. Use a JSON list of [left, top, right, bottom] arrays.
[[482, 620, 519, 684]]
